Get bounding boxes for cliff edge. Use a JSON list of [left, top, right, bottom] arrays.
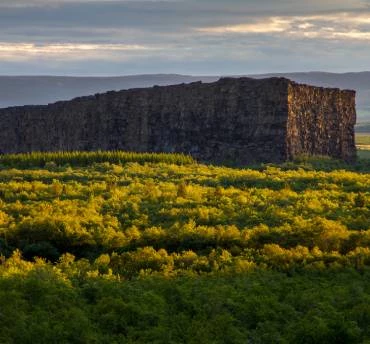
[[0, 77, 356, 164]]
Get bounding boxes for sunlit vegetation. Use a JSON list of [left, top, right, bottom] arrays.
[[356, 134, 370, 146], [0, 150, 195, 168], [0, 151, 369, 343]]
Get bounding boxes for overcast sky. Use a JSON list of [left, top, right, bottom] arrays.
[[0, 0, 369, 75]]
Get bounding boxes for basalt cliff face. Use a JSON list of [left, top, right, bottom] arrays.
[[287, 83, 356, 161], [0, 77, 356, 164]]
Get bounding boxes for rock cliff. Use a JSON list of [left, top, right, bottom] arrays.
[[0, 77, 356, 164], [287, 83, 356, 161]]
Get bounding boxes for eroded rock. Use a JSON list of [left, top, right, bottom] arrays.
[[0, 77, 356, 164]]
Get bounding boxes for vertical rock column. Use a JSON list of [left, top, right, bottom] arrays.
[[286, 82, 356, 161]]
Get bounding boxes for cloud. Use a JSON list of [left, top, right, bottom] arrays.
[[0, 43, 156, 61], [0, 0, 177, 8], [197, 12, 370, 41], [0, 0, 369, 74], [197, 18, 291, 34]]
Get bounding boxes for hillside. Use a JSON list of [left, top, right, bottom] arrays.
[[1, 72, 370, 123], [0, 74, 218, 108], [0, 151, 369, 343], [356, 122, 370, 133]]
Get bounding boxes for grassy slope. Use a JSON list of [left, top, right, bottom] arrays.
[[0, 151, 369, 343]]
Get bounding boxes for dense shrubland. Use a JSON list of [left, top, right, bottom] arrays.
[[0, 151, 369, 343]]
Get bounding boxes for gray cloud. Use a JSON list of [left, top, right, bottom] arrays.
[[0, 0, 369, 75]]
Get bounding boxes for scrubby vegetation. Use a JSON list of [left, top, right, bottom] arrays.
[[0, 150, 194, 168], [0, 151, 369, 343]]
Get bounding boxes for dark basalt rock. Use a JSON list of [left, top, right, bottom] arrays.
[[0, 77, 356, 164]]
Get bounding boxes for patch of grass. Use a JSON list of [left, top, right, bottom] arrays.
[[358, 149, 370, 159], [356, 134, 370, 145]]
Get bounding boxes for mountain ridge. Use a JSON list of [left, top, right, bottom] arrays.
[[1, 72, 369, 122]]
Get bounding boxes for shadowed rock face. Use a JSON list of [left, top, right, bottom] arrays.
[[0, 77, 356, 164]]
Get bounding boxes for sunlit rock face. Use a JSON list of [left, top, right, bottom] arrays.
[[0, 77, 356, 164], [287, 83, 356, 162]]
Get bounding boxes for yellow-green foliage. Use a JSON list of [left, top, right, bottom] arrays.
[[0, 150, 195, 168], [0, 152, 369, 343], [0, 154, 368, 275], [356, 134, 370, 145]]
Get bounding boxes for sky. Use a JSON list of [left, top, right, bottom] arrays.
[[0, 0, 370, 75]]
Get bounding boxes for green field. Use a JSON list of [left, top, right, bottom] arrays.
[[356, 133, 370, 145], [358, 149, 370, 159], [0, 151, 369, 343], [356, 134, 370, 159]]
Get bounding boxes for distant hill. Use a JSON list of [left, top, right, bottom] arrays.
[[0, 72, 369, 123], [0, 75, 218, 108], [356, 122, 370, 133]]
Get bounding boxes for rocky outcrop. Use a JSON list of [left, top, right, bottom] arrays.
[[287, 83, 356, 161], [0, 77, 356, 164]]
